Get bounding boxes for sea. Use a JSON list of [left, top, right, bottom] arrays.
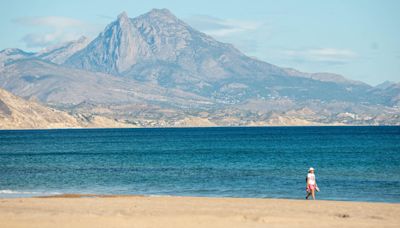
[[0, 126, 399, 202]]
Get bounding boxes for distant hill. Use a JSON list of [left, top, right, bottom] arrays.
[[0, 9, 398, 128], [0, 88, 134, 129]]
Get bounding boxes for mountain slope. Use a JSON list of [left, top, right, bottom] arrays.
[[369, 82, 400, 106], [0, 87, 81, 129], [35, 36, 90, 64], [0, 58, 211, 107], [0, 48, 34, 69], [0, 87, 138, 129]]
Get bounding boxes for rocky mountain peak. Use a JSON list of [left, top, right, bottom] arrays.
[[118, 11, 129, 19], [65, 9, 280, 82], [65, 10, 141, 74], [0, 48, 34, 68], [65, 8, 201, 74], [146, 8, 176, 19], [134, 8, 186, 31], [0, 48, 33, 56], [117, 11, 130, 26], [76, 36, 89, 43], [375, 80, 397, 90]]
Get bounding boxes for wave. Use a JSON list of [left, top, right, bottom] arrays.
[[0, 189, 61, 196], [0, 189, 36, 194]]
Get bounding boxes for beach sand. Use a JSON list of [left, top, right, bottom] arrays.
[[0, 195, 399, 228]]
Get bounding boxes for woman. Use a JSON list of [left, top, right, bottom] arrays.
[[306, 167, 318, 200]]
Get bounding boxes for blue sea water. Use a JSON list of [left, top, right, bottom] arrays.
[[0, 126, 399, 202]]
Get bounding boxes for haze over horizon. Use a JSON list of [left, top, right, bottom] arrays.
[[1, 0, 399, 85]]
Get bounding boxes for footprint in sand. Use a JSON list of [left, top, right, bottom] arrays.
[[335, 213, 350, 218]]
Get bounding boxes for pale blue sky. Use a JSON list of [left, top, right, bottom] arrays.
[[1, 0, 399, 85]]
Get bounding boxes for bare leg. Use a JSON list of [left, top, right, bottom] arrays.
[[311, 189, 315, 200], [306, 192, 311, 199]]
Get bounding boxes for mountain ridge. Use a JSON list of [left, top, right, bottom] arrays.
[[35, 36, 90, 64]]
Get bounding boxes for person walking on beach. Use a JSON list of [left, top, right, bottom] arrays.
[[306, 167, 319, 200]]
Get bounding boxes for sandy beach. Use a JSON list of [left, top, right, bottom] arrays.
[[0, 195, 399, 228]]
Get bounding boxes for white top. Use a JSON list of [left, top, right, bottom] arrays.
[[307, 173, 316, 185]]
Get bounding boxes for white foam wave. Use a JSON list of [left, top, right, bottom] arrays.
[[0, 189, 61, 196], [0, 189, 36, 194]]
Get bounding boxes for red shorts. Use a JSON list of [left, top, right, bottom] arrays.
[[308, 184, 316, 190]]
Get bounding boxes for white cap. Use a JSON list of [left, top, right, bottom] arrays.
[[309, 167, 315, 171]]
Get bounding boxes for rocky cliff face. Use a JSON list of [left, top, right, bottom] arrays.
[[0, 87, 81, 129]]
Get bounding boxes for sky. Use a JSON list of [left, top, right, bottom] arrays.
[[1, 0, 399, 85]]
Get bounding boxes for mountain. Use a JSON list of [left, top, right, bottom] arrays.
[[0, 87, 80, 129], [0, 87, 136, 129], [0, 37, 89, 69], [282, 68, 366, 86], [0, 48, 34, 68], [369, 82, 400, 106], [65, 9, 382, 105], [375, 81, 397, 90], [35, 36, 90, 64], [0, 9, 399, 127]]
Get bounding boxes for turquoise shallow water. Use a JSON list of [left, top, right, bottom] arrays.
[[0, 126, 399, 202]]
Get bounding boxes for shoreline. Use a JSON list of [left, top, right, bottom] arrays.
[[1, 192, 399, 204], [1, 195, 399, 227], [36, 193, 400, 204], [0, 125, 399, 131]]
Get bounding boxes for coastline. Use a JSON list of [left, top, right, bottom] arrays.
[[1, 195, 399, 228], [0, 124, 399, 131]]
